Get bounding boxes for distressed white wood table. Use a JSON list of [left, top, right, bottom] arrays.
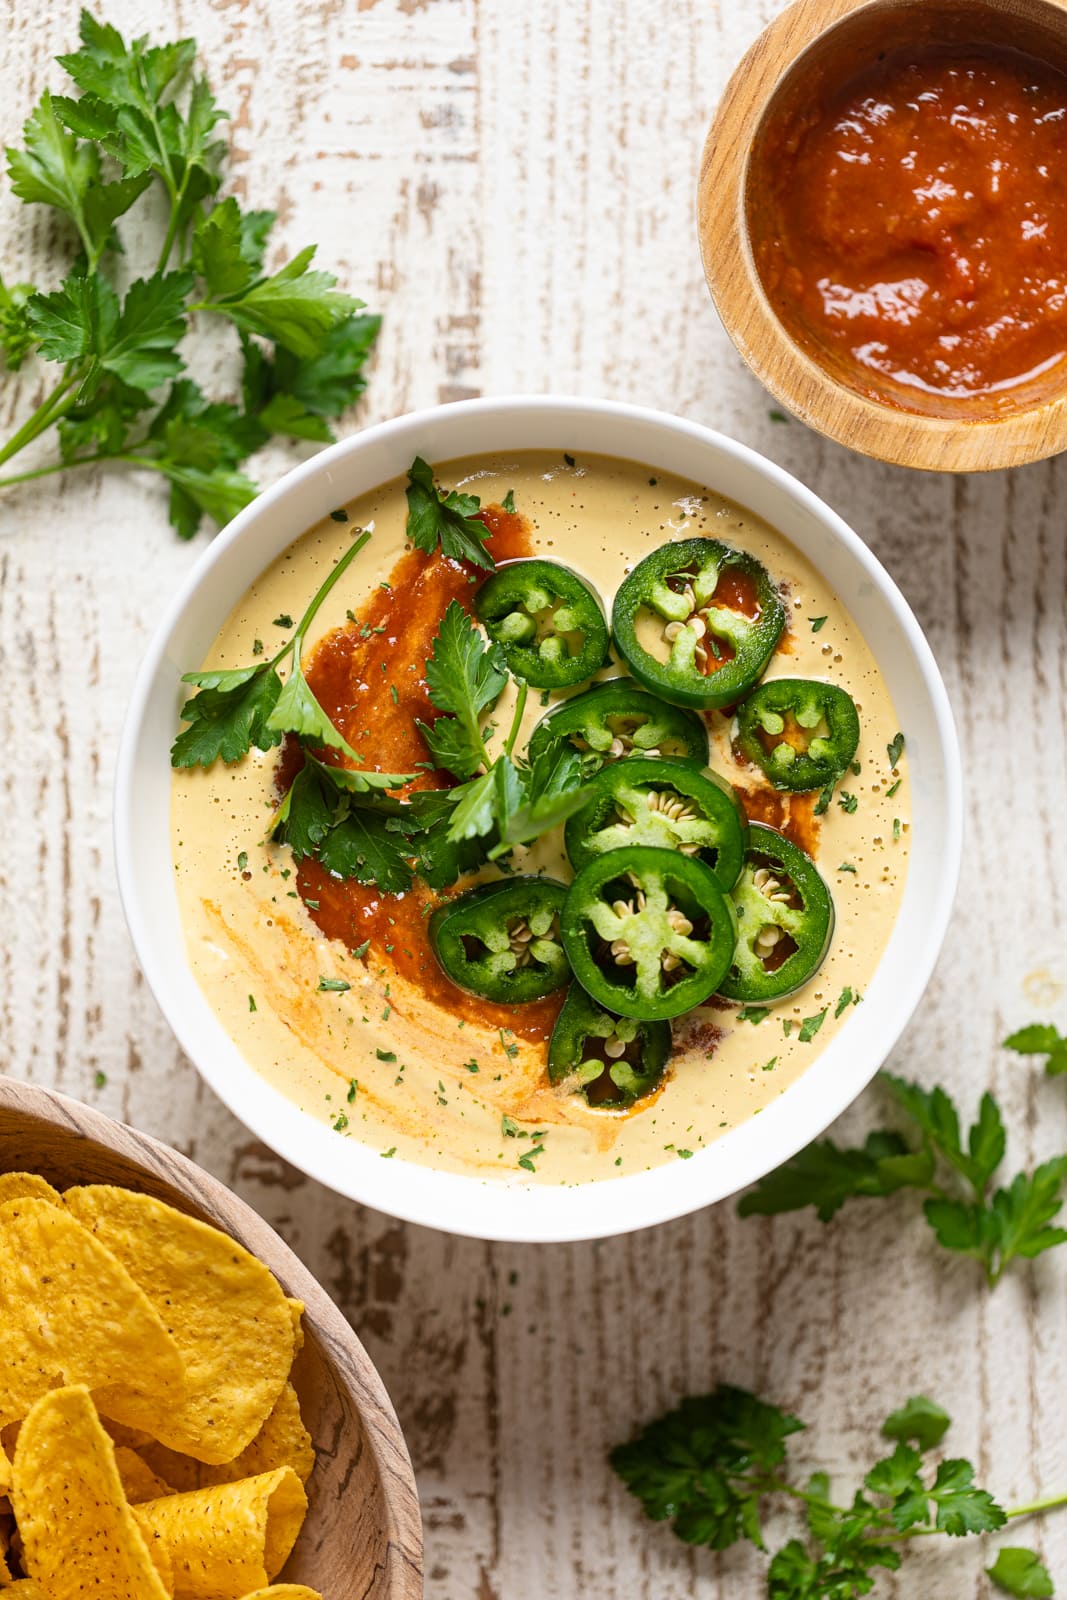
[[3, 2, 1066, 1595]]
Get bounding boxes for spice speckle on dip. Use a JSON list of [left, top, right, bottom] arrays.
[[751, 44, 1067, 417], [171, 452, 909, 1185]]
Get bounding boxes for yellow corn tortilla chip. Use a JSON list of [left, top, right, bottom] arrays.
[[0, 1176, 61, 1209], [237, 1590, 323, 1599], [133, 1467, 307, 1600], [113, 1447, 176, 1505], [104, 1419, 157, 1451], [286, 1301, 305, 1355], [0, 1199, 184, 1427], [139, 1384, 314, 1494], [0, 1443, 10, 1496], [65, 1187, 294, 1465], [12, 1386, 171, 1600]]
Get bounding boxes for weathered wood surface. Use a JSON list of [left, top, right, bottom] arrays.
[[2, 2, 1066, 1595]]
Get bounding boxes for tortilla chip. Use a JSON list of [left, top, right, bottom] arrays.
[[103, 1419, 156, 1451], [286, 1301, 305, 1356], [237, 1590, 323, 1599], [12, 1386, 171, 1599], [0, 1444, 10, 1497], [113, 1447, 176, 1505], [65, 1187, 294, 1465], [0, 1200, 184, 1427], [0, 1177, 60, 1209], [140, 1384, 315, 1494], [133, 1467, 307, 1599]]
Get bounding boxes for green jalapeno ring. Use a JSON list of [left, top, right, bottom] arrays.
[[560, 844, 737, 1022], [429, 876, 570, 1003], [717, 824, 834, 1004], [563, 756, 747, 891], [611, 537, 786, 710], [526, 679, 709, 776], [474, 558, 610, 690], [735, 678, 860, 793], [547, 983, 671, 1110]]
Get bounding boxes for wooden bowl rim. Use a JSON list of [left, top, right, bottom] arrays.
[[698, 0, 1067, 473], [0, 1074, 423, 1598]]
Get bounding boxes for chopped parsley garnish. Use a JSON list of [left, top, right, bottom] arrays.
[[808, 616, 827, 632], [376, 1049, 396, 1062], [798, 1008, 828, 1043], [887, 730, 905, 768], [838, 791, 858, 814], [838, 862, 856, 873], [317, 977, 350, 993], [737, 1006, 771, 1025]]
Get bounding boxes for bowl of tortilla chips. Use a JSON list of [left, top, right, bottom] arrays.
[[0, 1075, 422, 1600]]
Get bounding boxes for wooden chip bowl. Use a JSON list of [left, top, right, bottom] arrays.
[[0, 1075, 423, 1600], [699, 0, 1067, 472]]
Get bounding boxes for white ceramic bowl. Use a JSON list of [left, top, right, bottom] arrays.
[[116, 397, 962, 1243]]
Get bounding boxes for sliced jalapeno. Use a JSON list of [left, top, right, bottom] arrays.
[[718, 824, 834, 1003], [560, 845, 736, 1021], [430, 876, 570, 1003], [548, 983, 671, 1109], [735, 678, 860, 793], [564, 757, 746, 890], [474, 559, 609, 689], [611, 537, 786, 709], [526, 679, 709, 775]]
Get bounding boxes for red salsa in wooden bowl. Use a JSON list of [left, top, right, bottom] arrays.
[[749, 41, 1067, 418]]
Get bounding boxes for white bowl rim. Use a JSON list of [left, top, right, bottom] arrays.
[[115, 394, 963, 1244]]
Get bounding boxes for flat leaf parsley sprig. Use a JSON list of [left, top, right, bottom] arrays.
[[737, 1072, 1067, 1287], [1, 11, 379, 536], [171, 528, 419, 893], [611, 1385, 1064, 1598], [171, 460, 594, 893]]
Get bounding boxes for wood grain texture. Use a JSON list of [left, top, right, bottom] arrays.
[[0, 1077, 422, 1598], [1, 1, 1066, 1596]]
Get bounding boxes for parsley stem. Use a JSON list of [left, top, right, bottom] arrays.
[[1005, 1490, 1067, 1520], [291, 529, 373, 649], [0, 454, 103, 489], [503, 679, 529, 759], [0, 370, 79, 470]]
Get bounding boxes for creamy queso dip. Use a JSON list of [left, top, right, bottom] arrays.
[[171, 451, 909, 1184]]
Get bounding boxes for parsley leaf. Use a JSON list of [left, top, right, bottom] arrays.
[[1005, 1023, 1067, 1078], [987, 1548, 1055, 1597], [610, 1387, 804, 1550], [740, 1070, 1067, 1286], [882, 1396, 951, 1452], [171, 663, 282, 768], [887, 731, 905, 768], [739, 1130, 933, 1222], [612, 1384, 1034, 1598], [173, 529, 371, 766], [197, 243, 359, 358], [0, 12, 376, 534], [270, 760, 414, 894], [6, 91, 149, 269], [419, 600, 506, 778], [405, 456, 495, 570], [0, 274, 38, 369]]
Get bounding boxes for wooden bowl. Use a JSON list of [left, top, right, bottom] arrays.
[[698, 0, 1067, 472], [0, 1075, 423, 1599]]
